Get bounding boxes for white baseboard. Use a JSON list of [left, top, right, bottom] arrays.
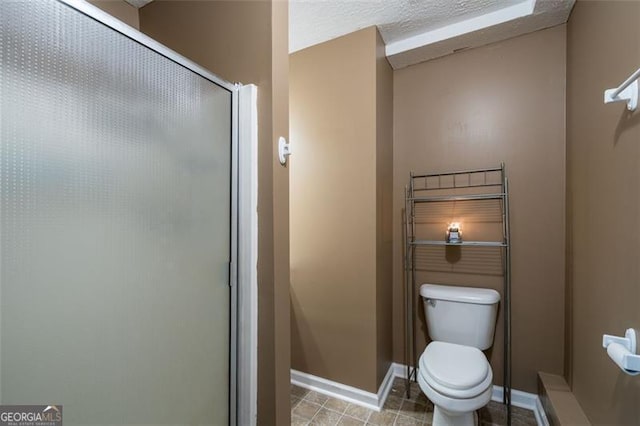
[[376, 363, 397, 411], [291, 363, 401, 412], [535, 395, 550, 426], [491, 385, 549, 426], [292, 363, 549, 426], [391, 362, 410, 379]]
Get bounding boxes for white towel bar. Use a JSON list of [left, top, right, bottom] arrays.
[[604, 67, 640, 111]]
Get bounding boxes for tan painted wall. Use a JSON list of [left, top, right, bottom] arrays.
[[393, 26, 567, 393], [271, 3, 291, 424], [566, 1, 640, 423], [89, 0, 139, 29], [290, 27, 393, 393], [375, 30, 394, 387], [139, 2, 290, 424]]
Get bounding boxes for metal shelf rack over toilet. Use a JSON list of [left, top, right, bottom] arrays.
[[403, 163, 512, 424]]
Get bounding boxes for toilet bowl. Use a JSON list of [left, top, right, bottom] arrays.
[[418, 341, 493, 425], [417, 284, 500, 426]]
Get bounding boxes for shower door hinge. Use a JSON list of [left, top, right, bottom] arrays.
[[229, 260, 237, 287]]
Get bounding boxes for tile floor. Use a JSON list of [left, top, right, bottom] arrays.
[[291, 378, 538, 426]]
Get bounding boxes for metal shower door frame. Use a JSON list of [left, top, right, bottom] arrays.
[[54, 1, 241, 423]]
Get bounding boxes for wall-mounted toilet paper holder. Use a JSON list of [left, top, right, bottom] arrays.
[[602, 328, 640, 375]]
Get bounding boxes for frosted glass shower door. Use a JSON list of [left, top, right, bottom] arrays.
[[0, 1, 234, 424]]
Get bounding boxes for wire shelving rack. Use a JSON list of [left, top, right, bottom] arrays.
[[403, 163, 512, 425]]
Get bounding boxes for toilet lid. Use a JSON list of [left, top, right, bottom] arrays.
[[421, 342, 489, 390]]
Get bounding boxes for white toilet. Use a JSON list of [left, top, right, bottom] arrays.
[[418, 284, 500, 426]]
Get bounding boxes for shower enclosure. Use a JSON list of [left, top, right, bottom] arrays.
[[0, 0, 239, 424]]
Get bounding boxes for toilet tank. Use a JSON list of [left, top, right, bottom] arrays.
[[420, 284, 500, 350]]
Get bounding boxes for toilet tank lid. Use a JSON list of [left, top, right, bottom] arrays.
[[420, 284, 500, 304]]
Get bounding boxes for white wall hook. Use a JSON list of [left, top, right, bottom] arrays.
[[278, 136, 291, 165], [603, 328, 640, 376]]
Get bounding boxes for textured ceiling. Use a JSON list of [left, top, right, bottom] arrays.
[[290, 0, 518, 53], [128, 0, 574, 70], [290, 0, 575, 68]]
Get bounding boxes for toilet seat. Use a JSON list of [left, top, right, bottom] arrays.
[[419, 341, 493, 399]]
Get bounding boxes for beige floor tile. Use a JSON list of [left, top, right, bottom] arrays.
[[406, 391, 431, 408], [324, 397, 350, 414], [288, 382, 543, 426], [292, 396, 301, 409], [389, 378, 407, 398], [292, 414, 310, 426], [293, 400, 323, 420], [289, 390, 536, 426], [337, 416, 365, 426], [480, 404, 505, 424], [383, 396, 403, 410], [512, 409, 538, 425], [292, 385, 311, 398], [478, 402, 537, 426], [310, 407, 343, 425], [305, 390, 330, 406], [511, 415, 538, 426], [366, 410, 397, 425], [394, 414, 422, 426], [407, 382, 422, 397], [511, 406, 534, 418], [344, 404, 374, 422], [399, 400, 427, 421], [391, 378, 405, 386]]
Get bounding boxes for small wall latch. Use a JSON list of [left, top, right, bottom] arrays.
[[278, 137, 291, 166]]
